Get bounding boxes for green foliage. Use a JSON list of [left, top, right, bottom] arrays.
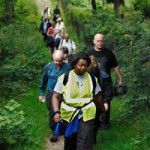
[[0, 0, 46, 99], [133, 0, 150, 18], [64, 0, 150, 130], [0, 99, 31, 149], [0, 0, 5, 15], [67, 0, 90, 7], [0, 0, 51, 149], [0, 23, 48, 98], [7, 87, 50, 150], [94, 98, 150, 150], [15, 0, 38, 23]]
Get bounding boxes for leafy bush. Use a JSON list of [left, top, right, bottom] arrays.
[[0, 23, 48, 98], [133, 0, 150, 18], [15, 0, 38, 23], [0, 99, 31, 149]]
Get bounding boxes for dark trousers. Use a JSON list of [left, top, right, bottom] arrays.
[[46, 92, 56, 131], [64, 118, 94, 150], [42, 32, 48, 42], [102, 80, 113, 126], [93, 107, 101, 144]]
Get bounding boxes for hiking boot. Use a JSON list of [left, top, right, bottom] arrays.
[[50, 134, 58, 142], [99, 123, 110, 130]]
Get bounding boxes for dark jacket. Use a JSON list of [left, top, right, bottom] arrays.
[[39, 20, 51, 34]]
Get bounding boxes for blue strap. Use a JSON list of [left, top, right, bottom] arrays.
[[54, 110, 82, 138], [54, 122, 61, 137], [65, 109, 82, 138], [65, 115, 78, 138]]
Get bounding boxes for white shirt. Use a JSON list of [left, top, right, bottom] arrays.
[[58, 39, 76, 56], [43, 20, 48, 33], [55, 22, 65, 34]]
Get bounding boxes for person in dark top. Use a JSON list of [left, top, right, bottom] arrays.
[[39, 15, 51, 42], [53, 5, 61, 23], [39, 50, 71, 142], [88, 33, 123, 129]]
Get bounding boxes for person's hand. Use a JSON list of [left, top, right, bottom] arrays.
[[100, 113, 106, 122], [118, 80, 123, 85], [39, 96, 46, 102], [53, 113, 61, 123], [104, 103, 109, 111]]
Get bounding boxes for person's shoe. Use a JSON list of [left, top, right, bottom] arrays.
[[99, 123, 110, 130], [50, 134, 58, 142]]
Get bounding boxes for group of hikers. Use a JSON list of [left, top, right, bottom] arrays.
[[39, 5, 76, 60], [39, 5, 123, 150]]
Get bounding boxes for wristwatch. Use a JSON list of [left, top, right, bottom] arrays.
[[53, 111, 60, 116]]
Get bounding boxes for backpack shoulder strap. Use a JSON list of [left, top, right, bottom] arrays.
[[63, 71, 70, 85], [61, 39, 64, 45], [88, 72, 96, 96], [63, 71, 96, 96], [58, 39, 64, 49]]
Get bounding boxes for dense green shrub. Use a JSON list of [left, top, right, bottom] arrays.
[[0, 99, 32, 149], [133, 0, 150, 18], [0, 23, 48, 98], [15, 0, 38, 23]]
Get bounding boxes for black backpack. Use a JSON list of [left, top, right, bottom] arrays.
[[55, 38, 61, 49]]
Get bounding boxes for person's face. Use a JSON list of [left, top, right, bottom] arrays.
[[93, 35, 104, 50], [74, 59, 88, 75], [65, 35, 69, 42], [53, 57, 63, 68]]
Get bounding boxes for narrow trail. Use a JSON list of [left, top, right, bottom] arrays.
[[36, 0, 51, 16], [36, 0, 64, 149]]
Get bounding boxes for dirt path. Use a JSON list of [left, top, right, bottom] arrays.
[[36, 0, 64, 149], [45, 136, 64, 150], [36, 0, 51, 16]]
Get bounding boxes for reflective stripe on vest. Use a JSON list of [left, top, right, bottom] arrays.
[[60, 101, 96, 122], [60, 70, 96, 122]]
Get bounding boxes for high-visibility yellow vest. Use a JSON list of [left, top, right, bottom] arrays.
[[60, 70, 96, 122]]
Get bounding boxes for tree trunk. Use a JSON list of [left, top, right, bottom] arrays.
[[114, 0, 124, 14], [4, 0, 15, 23], [91, 0, 96, 14]]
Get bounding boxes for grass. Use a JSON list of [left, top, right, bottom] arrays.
[[7, 85, 50, 150], [94, 98, 150, 150], [94, 99, 133, 150]]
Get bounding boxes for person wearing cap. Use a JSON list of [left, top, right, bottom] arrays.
[[54, 17, 65, 36], [39, 50, 71, 142]]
